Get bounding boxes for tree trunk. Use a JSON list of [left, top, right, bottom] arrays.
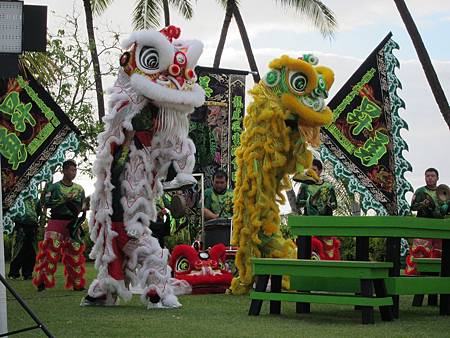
[[163, 0, 170, 27], [394, 0, 450, 129], [213, 0, 235, 68], [83, 0, 105, 121], [233, 5, 260, 83]]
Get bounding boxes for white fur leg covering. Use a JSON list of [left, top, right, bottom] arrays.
[[87, 277, 132, 303], [133, 234, 184, 309]]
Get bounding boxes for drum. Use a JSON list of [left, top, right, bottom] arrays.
[[204, 218, 232, 248]]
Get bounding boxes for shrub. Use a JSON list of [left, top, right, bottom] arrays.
[[338, 237, 386, 261]]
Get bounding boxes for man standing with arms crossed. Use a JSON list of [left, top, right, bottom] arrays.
[[405, 168, 449, 275]]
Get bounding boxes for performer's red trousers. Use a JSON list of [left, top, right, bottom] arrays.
[[32, 219, 86, 290], [107, 222, 132, 281]]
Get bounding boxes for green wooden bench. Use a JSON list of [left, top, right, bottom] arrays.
[[249, 258, 394, 324], [289, 216, 450, 317], [411, 258, 442, 307], [414, 258, 441, 273]]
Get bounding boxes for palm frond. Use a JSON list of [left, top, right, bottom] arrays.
[[275, 0, 337, 38], [133, 0, 162, 30], [216, 0, 239, 10], [169, 0, 194, 20], [90, 0, 115, 16]]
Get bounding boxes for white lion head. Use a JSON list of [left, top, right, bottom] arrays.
[[119, 25, 205, 112]]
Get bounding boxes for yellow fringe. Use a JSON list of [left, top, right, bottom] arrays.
[[230, 56, 334, 294], [230, 83, 307, 293]]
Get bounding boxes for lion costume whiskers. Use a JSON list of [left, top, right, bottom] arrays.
[[230, 54, 334, 294]]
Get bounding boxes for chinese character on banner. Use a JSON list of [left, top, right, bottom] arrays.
[[190, 66, 247, 189], [320, 33, 412, 215], [1, 69, 79, 220]]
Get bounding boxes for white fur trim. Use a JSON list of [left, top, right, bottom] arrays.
[[88, 277, 132, 302], [130, 74, 205, 111]]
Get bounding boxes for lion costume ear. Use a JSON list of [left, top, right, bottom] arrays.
[[315, 66, 334, 91]]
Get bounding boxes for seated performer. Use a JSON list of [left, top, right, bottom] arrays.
[[203, 170, 234, 221], [33, 159, 86, 291], [8, 195, 41, 280], [405, 168, 449, 275], [296, 159, 340, 260]]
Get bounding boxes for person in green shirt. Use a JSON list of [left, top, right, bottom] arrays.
[[405, 168, 449, 275], [203, 170, 234, 221], [296, 159, 340, 260], [296, 159, 337, 216], [33, 160, 87, 291], [410, 168, 449, 218], [8, 196, 41, 280]]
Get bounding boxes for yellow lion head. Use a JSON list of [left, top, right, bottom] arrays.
[[262, 54, 334, 127]]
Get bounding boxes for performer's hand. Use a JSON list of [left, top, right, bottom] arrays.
[[123, 129, 135, 147], [420, 198, 432, 209], [440, 203, 449, 215], [127, 228, 140, 239]]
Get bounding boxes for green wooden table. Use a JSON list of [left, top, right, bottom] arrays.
[[289, 215, 450, 317], [411, 258, 442, 307]]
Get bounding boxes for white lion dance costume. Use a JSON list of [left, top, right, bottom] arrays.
[[82, 26, 205, 308]]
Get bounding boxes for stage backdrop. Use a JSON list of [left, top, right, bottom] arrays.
[[320, 32, 412, 215], [1, 69, 79, 233], [191, 66, 247, 189]]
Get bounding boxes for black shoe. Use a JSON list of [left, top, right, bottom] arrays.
[[37, 283, 46, 292], [23, 276, 33, 280], [7, 274, 20, 280], [73, 286, 86, 291], [80, 295, 110, 307]]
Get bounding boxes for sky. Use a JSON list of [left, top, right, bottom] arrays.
[[27, 0, 450, 211]]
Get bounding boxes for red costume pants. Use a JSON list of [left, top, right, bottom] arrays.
[[107, 222, 134, 281], [33, 219, 86, 289]]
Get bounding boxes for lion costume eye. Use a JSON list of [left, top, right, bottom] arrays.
[[263, 69, 281, 87], [288, 71, 308, 93], [176, 257, 190, 272], [139, 46, 159, 70]]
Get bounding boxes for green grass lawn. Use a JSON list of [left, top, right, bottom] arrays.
[[4, 262, 450, 337]]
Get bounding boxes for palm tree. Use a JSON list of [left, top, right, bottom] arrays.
[[213, 0, 337, 83], [82, 0, 194, 121], [83, 0, 109, 121], [163, 0, 170, 26], [213, 0, 237, 69], [393, 0, 450, 129], [132, 0, 193, 30]]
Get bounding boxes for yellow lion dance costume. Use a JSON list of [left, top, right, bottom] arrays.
[[230, 54, 334, 294]]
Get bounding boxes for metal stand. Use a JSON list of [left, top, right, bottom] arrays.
[[0, 274, 54, 337]]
